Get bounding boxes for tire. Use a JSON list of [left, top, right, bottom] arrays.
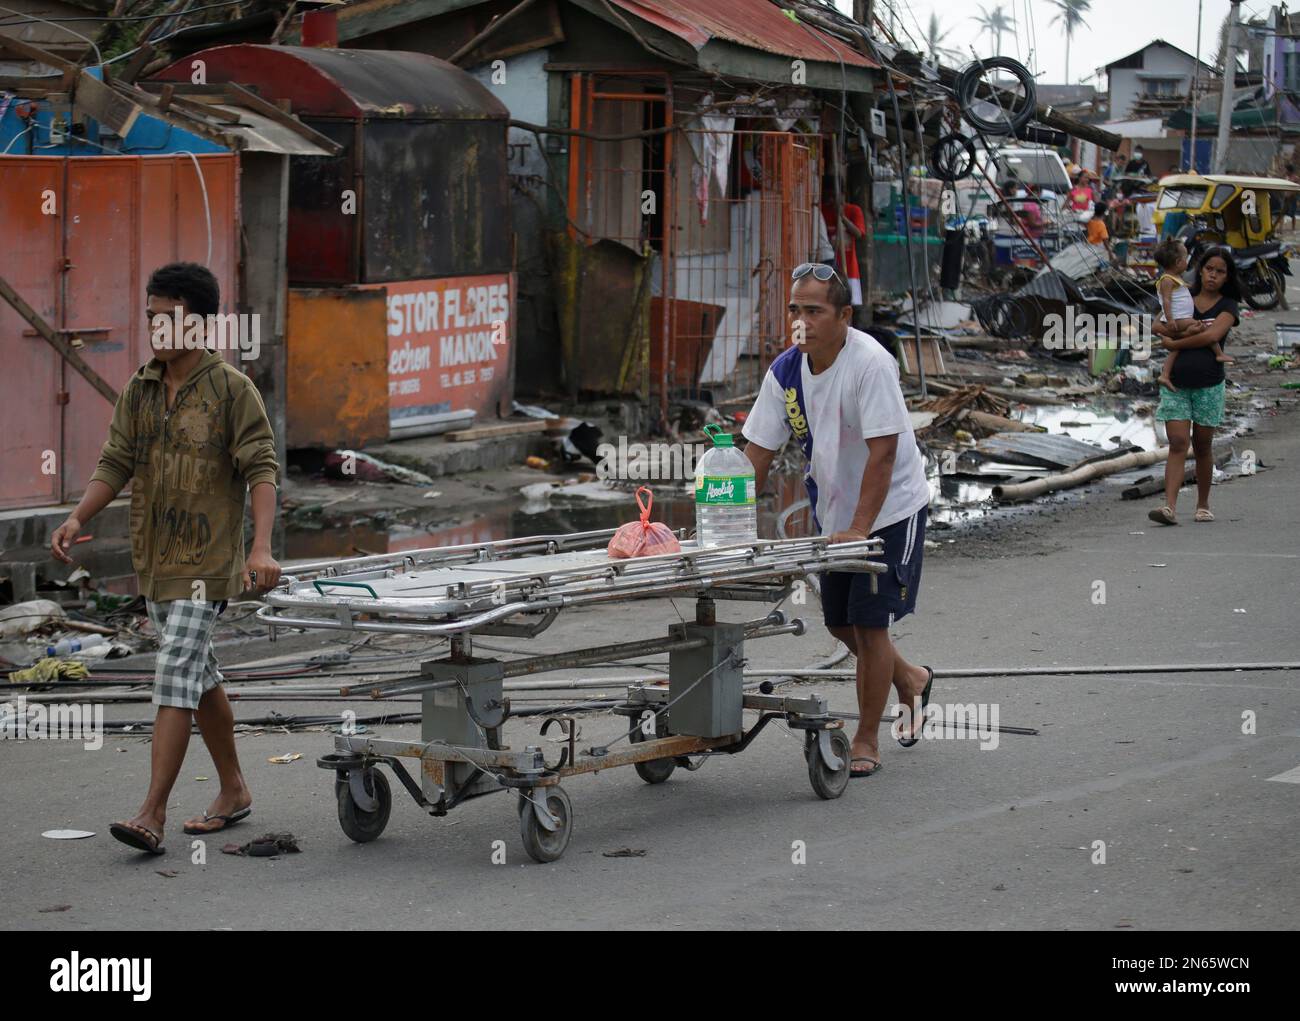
[[1242, 263, 1283, 311], [337, 768, 391, 843], [929, 133, 976, 182], [955, 57, 1036, 135], [519, 786, 573, 863], [629, 718, 676, 784], [806, 729, 852, 801]]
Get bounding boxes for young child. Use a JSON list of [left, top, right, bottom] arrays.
[[50, 262, 281, 855], [1154, 239, 1228, 391]]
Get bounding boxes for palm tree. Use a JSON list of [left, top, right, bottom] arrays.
[[971, 4, 1017, 56], [1046, 0, 1092, 83], [925, 13, 961, 65]]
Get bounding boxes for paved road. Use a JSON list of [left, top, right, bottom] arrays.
[[4, 392, 1298, 932]]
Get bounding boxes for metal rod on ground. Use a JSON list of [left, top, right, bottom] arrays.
[[747, 663, 1300, 678]]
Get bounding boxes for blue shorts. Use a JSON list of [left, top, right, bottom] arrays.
[[821, 507, 926, 630]]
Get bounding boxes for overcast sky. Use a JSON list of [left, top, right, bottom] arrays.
[[834, 0, 1252, 85]]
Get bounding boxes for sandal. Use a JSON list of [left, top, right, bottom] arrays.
[[1194, 508, 1215, 522], [109, 821, 165, 855], [1147, 506, 1178, 526], [183, 805, 252, 835], [850, 756, 882, 778], [897, 666, 934, 748]]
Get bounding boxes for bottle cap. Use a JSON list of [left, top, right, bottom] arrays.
[[704, 423, 734, 447]]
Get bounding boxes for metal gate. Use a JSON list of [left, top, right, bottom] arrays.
[[566, 73, 822, 412], [0, 153, 238, 510]]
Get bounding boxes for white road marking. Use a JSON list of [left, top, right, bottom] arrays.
[[1265, 765, 1300, 784]]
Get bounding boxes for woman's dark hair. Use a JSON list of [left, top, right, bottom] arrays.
[[146, 262, 220, 317], [1189, 246, 1242, 302]]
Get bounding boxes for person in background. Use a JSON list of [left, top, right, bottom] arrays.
[[820, 182, 867, 308], [1148, 248, 1241, 526], [1068, 171, 1095, 221], [1125, 146, 1151, 177], [1087, 200, 1114, 262], [814, 203, 836, 268]]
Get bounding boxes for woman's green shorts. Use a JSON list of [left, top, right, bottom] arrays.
[[1155, 380, 1226, 427]]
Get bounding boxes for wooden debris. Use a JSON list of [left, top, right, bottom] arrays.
[[445, 420, 550, 442]]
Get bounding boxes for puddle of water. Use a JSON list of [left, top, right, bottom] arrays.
[[287, 474, 815, 559], [286, 404, 1168, 558], [1014, 403, 1161, 451]]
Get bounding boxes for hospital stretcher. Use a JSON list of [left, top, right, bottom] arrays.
[[256, 529, 884, 862]]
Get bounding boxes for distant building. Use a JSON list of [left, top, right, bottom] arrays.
[[1250, 5, 1300, 128], [1101, 40, 1217, 121]]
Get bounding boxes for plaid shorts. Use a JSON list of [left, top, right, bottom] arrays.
[[146, 599, 227, 710]]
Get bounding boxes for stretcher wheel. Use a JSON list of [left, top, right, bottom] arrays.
[[806, 730, 851, 800], [629, 722, 676, 784], [519, 785, 572, 863], [337, 768, 391, 843]]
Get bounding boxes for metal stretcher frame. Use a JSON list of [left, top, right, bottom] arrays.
[[258, 529, 888, 863]]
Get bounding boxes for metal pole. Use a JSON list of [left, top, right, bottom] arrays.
[[746, 662, 1300, 678], [1189, 0, 1203, 171], [885, 72, 926, 398], [1213, 0, 1242, 174]]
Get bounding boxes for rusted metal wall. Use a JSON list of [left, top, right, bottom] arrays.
[[285, 120, 359, 286], [0, 154, 239, 511], [285, 287, 389, 449], [362, 120, 511, 282]]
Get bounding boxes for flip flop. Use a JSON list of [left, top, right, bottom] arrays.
[[109, 821, 165, 855], [1194, 508, 1215, 522], [897, 665, 935, 748], [850, 756, 882, 778], [183, 806, 251, 835], [1147, 506, 1178, 526]]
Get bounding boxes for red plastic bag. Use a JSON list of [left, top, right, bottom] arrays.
[[607, 487, 681, 559]]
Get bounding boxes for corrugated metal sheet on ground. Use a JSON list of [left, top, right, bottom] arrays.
[[608, 0, 877, 66], [975, 432, 1111, 469]]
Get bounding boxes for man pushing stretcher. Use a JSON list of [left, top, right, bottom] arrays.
[[741, 264, 934, 777]]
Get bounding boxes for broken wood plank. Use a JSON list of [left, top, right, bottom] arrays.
[[959, 410, 1046, 434], [445, 420, 550, 442], [0, 273, 119, 406], [223, 82, 343, 154], [118, 42, 156, 85], [75, 72, 143, 136]]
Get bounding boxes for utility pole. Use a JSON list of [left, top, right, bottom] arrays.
[[851, 0, 875, 327], [1213, 0, 1242, 174], [1189, 0, 1203, 171]]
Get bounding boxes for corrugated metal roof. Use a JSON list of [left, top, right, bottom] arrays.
[[206, 103, 337, 155], [156, 45, 509, 120], [607, 1, 877, 67]]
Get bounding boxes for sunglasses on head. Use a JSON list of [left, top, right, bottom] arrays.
[[791, 262, 845, 287]]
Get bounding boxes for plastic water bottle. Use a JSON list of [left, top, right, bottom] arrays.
[[46, 635, 107, 657], [694, 424, 757, 548]]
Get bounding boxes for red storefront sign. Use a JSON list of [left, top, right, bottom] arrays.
[[364, 273, 514, 428]]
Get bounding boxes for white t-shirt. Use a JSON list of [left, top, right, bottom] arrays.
[[741, 328, 930, 536]]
